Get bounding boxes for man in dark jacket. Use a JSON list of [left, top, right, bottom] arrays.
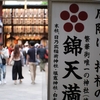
[[37, 44, 46, 72]]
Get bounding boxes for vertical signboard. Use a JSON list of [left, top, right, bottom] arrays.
[[48, 0, 100, 100]]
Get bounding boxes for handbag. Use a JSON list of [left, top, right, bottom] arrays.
[[10, 60, 14, 66], [2, 58, 6, 65]]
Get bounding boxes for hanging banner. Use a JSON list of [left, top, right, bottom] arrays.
[[48, 0, 100, 100]]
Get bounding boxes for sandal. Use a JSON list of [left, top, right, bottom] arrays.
[[19, 80, 22, 84], [14, 82, 17, 85]]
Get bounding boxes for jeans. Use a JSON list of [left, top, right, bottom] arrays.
[[0, 63, 6, 81]]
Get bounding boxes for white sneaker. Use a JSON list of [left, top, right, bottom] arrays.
[[0, 81, 3, 84], [3, 80, 6, 84], [28, 70, 30, 74], [0, 81, 1, 84]]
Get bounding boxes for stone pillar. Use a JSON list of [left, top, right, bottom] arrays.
[[0, 1, 3, 43]]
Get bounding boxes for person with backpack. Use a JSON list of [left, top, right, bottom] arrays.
[[22, 41, 29, 66], [44, 47, 49, 84], [37, 44, 46, 72], [0, 43, 9, 84]]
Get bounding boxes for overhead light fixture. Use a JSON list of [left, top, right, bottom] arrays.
[[24, 0, 27, 9]]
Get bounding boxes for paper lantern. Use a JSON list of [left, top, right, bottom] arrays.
[[14, 40, 18, 44], [6, 34, 10, 38]]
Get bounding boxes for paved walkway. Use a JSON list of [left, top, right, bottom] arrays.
[[0, 65, 47, 100]]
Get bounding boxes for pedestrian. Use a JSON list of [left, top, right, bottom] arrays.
[[9, 44, 24, 85], [8, 44, 14, 58], [44, 47, 49, 84], [35, 43, 40, 66], [26, 41, 37, 84], [37, 44, 46, 72], [22, 41, 29, 66], [0, 43, 9, 84]]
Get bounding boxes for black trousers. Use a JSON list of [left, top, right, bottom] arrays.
[[12, 60, 24, 80]]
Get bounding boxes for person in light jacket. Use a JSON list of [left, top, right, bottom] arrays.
[[0, 43, 9, 84]]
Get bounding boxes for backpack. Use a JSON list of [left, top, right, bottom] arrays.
[[44, 49, 48, 60]]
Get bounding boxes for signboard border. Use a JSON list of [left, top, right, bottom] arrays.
[[48, 0, 100, 100]]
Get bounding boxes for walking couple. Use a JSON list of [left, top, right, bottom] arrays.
[[9, 41, 38, 85]]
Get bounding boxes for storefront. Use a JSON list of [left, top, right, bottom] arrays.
[[1, 3, 48, 47]]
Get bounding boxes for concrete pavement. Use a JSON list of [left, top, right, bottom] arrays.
[[0, 65, 47, 100]]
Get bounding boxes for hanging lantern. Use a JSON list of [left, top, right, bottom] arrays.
[[14, 40, 18, 44], [6, 33, 10, 38], [15, 36, 19, 40]]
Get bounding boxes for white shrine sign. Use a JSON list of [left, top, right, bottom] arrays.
[[48, 0, 100, 100]]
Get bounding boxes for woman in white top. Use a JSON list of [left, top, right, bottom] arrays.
[[9, 45, 24, 85]]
